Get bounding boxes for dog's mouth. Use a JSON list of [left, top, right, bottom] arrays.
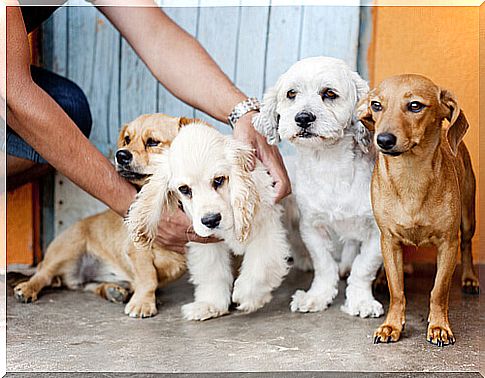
[[381, 150, 403, 157], [116, 169, 150, 180], [295, 130, 317, 139], [380, 143, 417, 157]]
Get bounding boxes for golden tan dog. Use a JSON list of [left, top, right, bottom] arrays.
[[14, 113, 189, 318], [358, 74, 478, 346]]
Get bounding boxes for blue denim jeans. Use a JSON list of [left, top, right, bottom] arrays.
[[7, 65, 92, 164]]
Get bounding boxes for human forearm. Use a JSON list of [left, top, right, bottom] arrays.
[[98, 4, 246, 123], [7, 82, 136, 216], [7, 6, 136, 216]]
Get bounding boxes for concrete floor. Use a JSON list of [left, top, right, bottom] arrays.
[[6, 264, 483, 375]]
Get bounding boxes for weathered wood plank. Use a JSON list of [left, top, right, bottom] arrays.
[[57, 6, 120, 232], [299, 6, 360, 70], [264, 6, 303, 90], [54, 174, 107, 236], [91, 13, 120, 158], [194, 5, 241, 131], [119, 37, 158, 127], [42, 6, 68, 76], [66, 6, 120, 157], [264, 6, 303, 155], [235, 5, 270, 100], [157, 4, 200, 119], [42, 8, 69, 246]]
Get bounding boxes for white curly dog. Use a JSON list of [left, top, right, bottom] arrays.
[[126, 122, 290, 321], [254, 56, 384, 318]]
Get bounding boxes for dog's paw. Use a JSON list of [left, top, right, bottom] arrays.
[[232, 280, 272, 313], [290, 288, 337, 313], [341, 298, 384, 318], [373, 323, 402, 344], [124, 296, 157, 318], [232, 290, 272, 313], [14, 282, 38, 303], [462, 277, 479, 295], [427, 323, 455, 347], [181, 301, 229, 321], [105, 285, 129, 304]]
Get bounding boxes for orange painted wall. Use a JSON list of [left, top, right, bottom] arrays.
[[368, 5, 480, 262], [6, 183, 35, 266]]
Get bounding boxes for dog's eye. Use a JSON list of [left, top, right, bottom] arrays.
[[408, 101, 425, 113], [124, 135, 131, 145], [371, 101, 382, 112], [321, 89, 338, 100], [178, 185, 192, 197], [212, 176, 226, 190], [146, 138, 160, 148], [286, 90, 297, 100]]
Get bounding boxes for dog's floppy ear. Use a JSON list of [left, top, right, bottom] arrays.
[[355, 94, 375, 132], [252, 86, 280, 145], [351, 71, 369, 102], [124, 153, 177, 249], [225, 138, 260, 243], [350, 76, 373, 154], [440, 89, 469, 156], [117, 124, 129, 148], [178, 117, 196, 128]]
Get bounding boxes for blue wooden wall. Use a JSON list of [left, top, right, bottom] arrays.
[[41, 3, 366, 235], [43, 3, 362, 157]]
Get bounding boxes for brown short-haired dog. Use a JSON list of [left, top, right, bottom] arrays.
[[14, 114, 190, 318], [358, 74, 478, 346]]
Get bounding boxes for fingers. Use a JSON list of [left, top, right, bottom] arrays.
[[273, 179, 291, 203], [258, 143, 291, 203], [153, 237, 186, 254], [167, 245, 187, 254]]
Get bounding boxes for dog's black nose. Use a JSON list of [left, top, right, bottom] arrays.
[[295, 111, 316, 128], [376, 133, 397, 150], [201, 213, 222, 229], [116, 149, 133, 166]]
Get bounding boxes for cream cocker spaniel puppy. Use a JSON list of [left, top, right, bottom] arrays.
[[254, 56, 384, 318], [126, 122, 290, 320]]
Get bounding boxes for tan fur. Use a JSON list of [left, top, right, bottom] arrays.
[[358, 74, 478, 346], [116, 113, 183, 187], [226, 139, 260, 242], [14, 114, 193, 318]]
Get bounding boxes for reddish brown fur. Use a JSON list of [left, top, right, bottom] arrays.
[[358, 74, 478, 346]]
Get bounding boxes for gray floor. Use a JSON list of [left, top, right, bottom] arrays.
[[6, 264, 483, 375]]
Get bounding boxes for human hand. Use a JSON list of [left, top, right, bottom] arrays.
[[155, 208, 220, 254], [232, 111, 291, 202]]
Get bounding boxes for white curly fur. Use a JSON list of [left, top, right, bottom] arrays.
[[126, 122, 290, 320], [254, 56, 384, 318]]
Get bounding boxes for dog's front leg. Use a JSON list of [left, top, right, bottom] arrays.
[[374, 233, 405, 343], [124, 248, 158, 318], [290, 223, 339, 313], [341, 231, 384, 318], [427, 238, 458, 346], [232, 226, 290, 313], [182, 242, 232, 321]]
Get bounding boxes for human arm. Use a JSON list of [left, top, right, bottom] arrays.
[[6, 6, 137, 217], [97, 2, 291, 201]]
